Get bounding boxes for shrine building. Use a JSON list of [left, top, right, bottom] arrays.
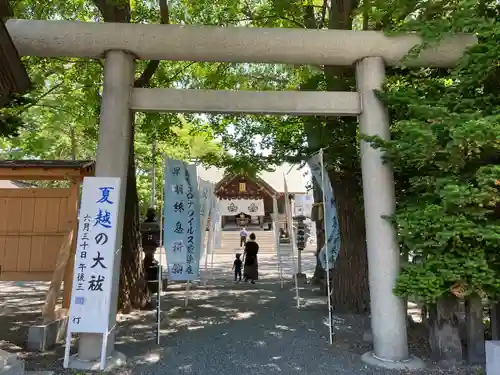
[[197, 163, 311, 230]]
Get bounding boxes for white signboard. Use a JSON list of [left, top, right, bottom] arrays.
[[68, 177, 120, 334], [218, 199, 264, 216]]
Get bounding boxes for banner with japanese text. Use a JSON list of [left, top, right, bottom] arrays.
[[307, 153, 341, 270], [272, 195, 280, 257], [163, 158, 202, 281], [68, 177, 121, 334], [198, 178, 214, 257]]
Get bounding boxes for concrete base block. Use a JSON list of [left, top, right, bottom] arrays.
[[0, 349, 25, 375], [67, 351, 126, 372], [486, 340, 500, 374], [27, 317, 68, 352], [361, 351, 426, 371]]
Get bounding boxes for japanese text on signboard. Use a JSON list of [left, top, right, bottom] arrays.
[[68, 178, 120, 334]]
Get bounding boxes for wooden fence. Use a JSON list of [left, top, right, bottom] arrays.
[[0, 188, 73, 281]]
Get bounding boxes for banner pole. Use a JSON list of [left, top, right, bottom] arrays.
[[157, 154, 166, 345], [184, 281, 190, 307], [319, 149, 334, 345], [205, 197, 216, 284]]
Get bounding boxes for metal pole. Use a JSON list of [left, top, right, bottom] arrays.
[[297, 227, 302, 274], [320, 148, 334, 345], [156, 154, 165, 345], [204, 197, 216, 285], [151, 141, 157, 208]]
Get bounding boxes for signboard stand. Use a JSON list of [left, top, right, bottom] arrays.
[[100, 331, 109, 369], [184, 281, 191, 307], [63, 177, 124, 370]]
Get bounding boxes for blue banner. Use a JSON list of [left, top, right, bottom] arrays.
[[307, 153, 341, 270], [163, 158, 202, 281]]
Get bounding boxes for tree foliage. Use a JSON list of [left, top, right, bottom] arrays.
[[366, 0, 500, 304], [4, 0, 499, 313]]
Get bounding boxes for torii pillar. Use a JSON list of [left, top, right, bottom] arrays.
[[356, 57, 424, 369], [68, 50, 134, 370]]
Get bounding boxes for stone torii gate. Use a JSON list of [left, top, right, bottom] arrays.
[[6, 19, 475, 371]]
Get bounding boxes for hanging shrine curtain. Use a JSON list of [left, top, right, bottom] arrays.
[[218, 199, 264, 216]]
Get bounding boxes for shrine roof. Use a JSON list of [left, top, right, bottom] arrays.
[[0, 159, 95, 180], [0, 1, 31, 108], [0, 160, 95, 169], [196, 163, 310, 193]]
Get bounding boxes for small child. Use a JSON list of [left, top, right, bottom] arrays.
[[233, 253, 242, 282]]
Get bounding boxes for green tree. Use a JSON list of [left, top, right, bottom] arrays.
[[6, 0, 228, 311], [366, 0, 500, 304]]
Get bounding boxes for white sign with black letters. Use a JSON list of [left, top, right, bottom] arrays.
[[67, 177, 120, 334]]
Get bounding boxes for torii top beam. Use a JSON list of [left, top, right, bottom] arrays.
[[6, 19, 476, 68]]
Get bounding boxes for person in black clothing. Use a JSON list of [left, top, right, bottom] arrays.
[[243, 232, 259, 284], [233, 253, 242, 282]]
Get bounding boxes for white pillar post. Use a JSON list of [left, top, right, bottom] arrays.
[[356, 57, 424, 369], [70, 50, 134, 370]]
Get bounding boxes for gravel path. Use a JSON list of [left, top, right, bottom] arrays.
[[0, 250, 484, 374]]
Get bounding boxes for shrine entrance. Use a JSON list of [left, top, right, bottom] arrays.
[[219, 199, 265, 229], [4, 16, 475, 371]]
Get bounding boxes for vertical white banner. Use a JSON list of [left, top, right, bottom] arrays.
[[272, 195, 283, 287], [284, 174, 300, 308], [68, 177, 121, 334], [213, 199, 222, 250], [198, 179, 214, 257]]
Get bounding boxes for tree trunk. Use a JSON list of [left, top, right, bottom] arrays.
[[118, 121, 150, 312], [465, 294, 486, 364], [428, 296, 464, 365], [299, 1, 370, 313], [329, 170, 370, 313], [92, 0, 168, 312]]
